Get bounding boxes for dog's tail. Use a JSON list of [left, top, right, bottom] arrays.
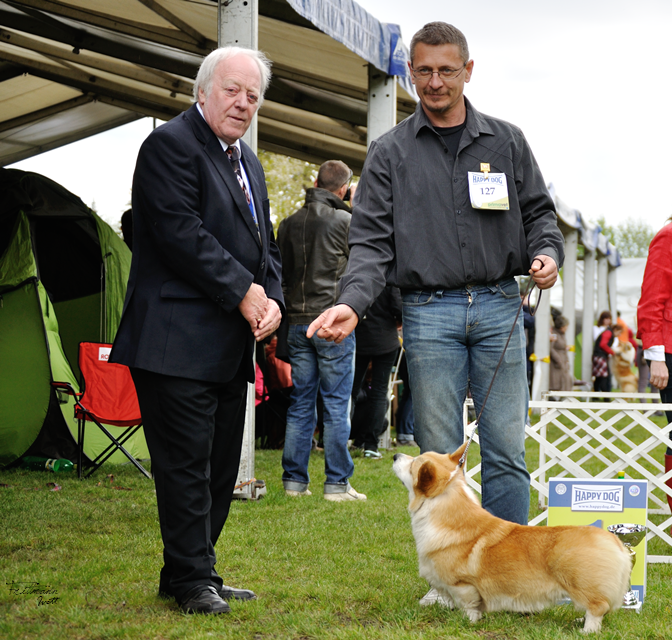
[[552, 527, 631, 616], [573, 531, 632, 613]]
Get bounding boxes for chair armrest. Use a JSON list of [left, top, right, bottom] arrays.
[[51, 381, 80, 398]]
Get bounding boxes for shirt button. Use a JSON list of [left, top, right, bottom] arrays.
[[456, 210, 461, 214], [461, 242, 466, 247], [454, 179, 458, 183]]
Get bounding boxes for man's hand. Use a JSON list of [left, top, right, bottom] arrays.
[[254, 298, 282, 342], [238, 283, 269, 332], [529, 255, 558, 290], [650, 360, 669, 390], [306, 304, 358, 343]]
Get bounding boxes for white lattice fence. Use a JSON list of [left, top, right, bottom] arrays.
[[462, 392, 672, 563]]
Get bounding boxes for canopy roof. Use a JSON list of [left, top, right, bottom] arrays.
[[0, 0, 417, 173]]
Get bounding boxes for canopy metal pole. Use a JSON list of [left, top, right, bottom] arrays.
[[531, 285, 551, 402], [581, 249, 596, 385], [562, 229, 578, 378], [367, 64, 396, 148], [597, 253, 609, 318], [218, 0, 261, 499], [218, 0, 259, 152], [608, 266, 618, 324]]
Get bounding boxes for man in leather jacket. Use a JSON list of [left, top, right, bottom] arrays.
[[276, 160, 366, 502]]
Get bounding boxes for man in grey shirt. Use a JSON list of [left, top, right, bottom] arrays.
[[309, 20, 563, 561]]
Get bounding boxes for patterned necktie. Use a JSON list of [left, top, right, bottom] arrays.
[[226, 146, 260, 235], [226, 145, 250, 204]]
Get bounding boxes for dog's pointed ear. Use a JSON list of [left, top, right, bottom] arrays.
[[417, 460, 436, 497], [449, 442, 468, 465], [417, 459, 446, 498]]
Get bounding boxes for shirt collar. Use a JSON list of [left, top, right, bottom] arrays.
[[412, 97, 494, 140]]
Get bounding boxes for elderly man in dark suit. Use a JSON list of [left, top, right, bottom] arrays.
[[110, 46, 283, 615]]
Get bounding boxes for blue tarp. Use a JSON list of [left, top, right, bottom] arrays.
[[285, 0, 416, 98]]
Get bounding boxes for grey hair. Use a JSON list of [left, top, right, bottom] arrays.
[[193, 46, 272, 104], [410, 22, 469, 64]]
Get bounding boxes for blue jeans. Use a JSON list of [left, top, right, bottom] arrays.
[[402, 278, 530, 524], [282, 324, 355, 492], [395, 353, 415, 441]]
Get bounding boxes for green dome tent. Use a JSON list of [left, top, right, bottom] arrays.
[[0, 168, 148, 469]]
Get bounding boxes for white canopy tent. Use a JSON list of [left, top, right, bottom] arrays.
[[0, 0, 418, 171]]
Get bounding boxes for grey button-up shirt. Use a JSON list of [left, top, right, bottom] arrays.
[[338, 98, 565, 319]]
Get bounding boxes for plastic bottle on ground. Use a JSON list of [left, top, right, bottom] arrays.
[[20, 457, 74, 473]]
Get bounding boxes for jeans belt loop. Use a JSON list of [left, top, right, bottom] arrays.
[[435, 289, 444, 298]]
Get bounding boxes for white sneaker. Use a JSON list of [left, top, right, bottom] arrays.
[[364, 449, 382, 459], [419, 587, 452, 608], [323, 485, 367, 502], [285, 488, 312, 497]]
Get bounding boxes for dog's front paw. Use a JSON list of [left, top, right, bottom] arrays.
[[465, 609, 482, 623]]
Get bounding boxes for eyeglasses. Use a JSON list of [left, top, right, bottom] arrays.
[[410, 64, 466, 81]]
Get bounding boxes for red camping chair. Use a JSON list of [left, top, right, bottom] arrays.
[[51, 342, 151, 479]]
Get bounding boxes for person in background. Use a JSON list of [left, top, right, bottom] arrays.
[[593, 310, 612, 342], [350, 285, 403, 459], [395, 349, 416, 447], [637, 345, 652, 394], [593, 323, 637, 399], [549, 315, 572, 392], [616, 311, 636, 345], [592, 311, 614, 398], [636, 220, 672, 521], [277, 160, 366, 502]]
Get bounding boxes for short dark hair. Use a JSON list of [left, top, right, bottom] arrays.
[[316, 160, 351, 194], [553, 315, 569, 331], [598, 310, 612, 326], [410, 22, 469, 64]]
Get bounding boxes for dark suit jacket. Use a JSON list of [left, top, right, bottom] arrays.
[[110, 104, 283, 383]]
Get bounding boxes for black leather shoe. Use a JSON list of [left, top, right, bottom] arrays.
[[218, 585, 257, 601], [179, 585, 231, 614]]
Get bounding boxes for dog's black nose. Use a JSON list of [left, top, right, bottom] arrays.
[[393, 453, 402, 461]]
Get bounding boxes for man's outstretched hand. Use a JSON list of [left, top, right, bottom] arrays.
[[306, 304, 359, 343]]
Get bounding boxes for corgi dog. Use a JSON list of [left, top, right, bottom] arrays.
[[393, 444, 631, 633]]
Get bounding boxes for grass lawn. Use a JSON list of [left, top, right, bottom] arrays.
[[1, 443, 671, 640]]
